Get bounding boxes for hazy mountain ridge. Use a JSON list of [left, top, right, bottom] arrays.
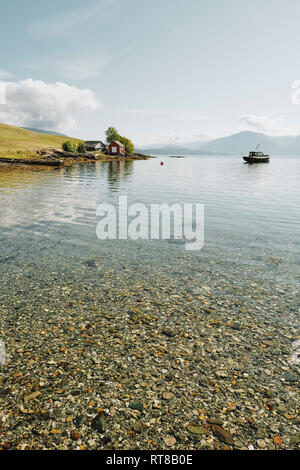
[[22, 127, 67, 137], [138, 131, 300, 155], [135, 146, 213, 155], [201, 131, 282, 155]]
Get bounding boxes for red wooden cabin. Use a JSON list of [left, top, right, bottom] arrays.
[[108, 140, 126, 155]]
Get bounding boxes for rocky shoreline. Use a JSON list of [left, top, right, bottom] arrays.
[[0, 241, 298, 451], [0, 149, 152, 171]]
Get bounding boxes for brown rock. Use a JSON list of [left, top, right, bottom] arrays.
[[206, 418, 224, 425], [273, 436, 282, 446], [211, 425, 234, 445], [2, 442, 11, 450], [70, 431, 81, 441]]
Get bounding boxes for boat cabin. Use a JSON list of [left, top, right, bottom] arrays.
[[249, 151, 265, 157]]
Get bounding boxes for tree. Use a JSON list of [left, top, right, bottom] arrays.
[[119, 136, 134, 155], [77, 142, 86, 153], [105, 127, 135, 155], [105, 127, 119, 144]]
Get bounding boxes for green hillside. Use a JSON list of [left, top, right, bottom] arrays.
[[0, 123, 82, 159]]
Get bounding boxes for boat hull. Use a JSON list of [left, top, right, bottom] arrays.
[[243, 156, 270, 163]]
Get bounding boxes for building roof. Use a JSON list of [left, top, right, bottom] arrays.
[[84, 140, 105, 145], [109, 140, 125, 148]]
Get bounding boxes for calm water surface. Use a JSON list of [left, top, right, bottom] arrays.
[[0, 155, 299, 326]]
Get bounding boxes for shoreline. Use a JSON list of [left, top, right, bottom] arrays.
[[0, 152, 153, 171]]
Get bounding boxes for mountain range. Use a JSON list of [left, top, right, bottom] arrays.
[[137, 131, 300, 155], [22, 127, 67, 137]]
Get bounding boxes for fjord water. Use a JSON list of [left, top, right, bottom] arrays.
[[0, 155, 299, 326]]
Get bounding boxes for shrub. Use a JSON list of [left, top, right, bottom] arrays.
[[62, 141, 77, 153], [77, 142, 86, 153]]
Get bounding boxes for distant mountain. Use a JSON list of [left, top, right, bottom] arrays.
[[22, 127, 67, 137], [284, 135, 300, 154], [267, 136, 296, 147], [135, 146, 213, 155], [137, 131, 300, 156], [200, 131, 284, 155]]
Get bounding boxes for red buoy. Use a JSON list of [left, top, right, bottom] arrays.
[[160, 162, 164, 166]]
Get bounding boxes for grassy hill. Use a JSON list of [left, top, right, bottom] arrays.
[[0, 123, 82, 159]]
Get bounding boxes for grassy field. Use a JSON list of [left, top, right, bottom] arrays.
[[0, 123, 82, 159]]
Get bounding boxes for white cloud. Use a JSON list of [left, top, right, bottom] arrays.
[[240, 114, 285, 134], [0, 69, 14, 79], [0, 78, 100, 134]]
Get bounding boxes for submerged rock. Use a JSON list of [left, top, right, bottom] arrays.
[[91, 413, 107, 433], [211, 425, 234, 446], [186, 424, 208, 435], [129, 401, 144, 412]]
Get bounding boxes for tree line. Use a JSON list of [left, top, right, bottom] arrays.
[[62, 127, 135, 155]]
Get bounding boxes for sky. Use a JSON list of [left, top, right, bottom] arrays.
[[1, 0, 300, 146]]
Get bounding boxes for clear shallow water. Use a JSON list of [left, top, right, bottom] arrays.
[[0, 155, 299, 323]]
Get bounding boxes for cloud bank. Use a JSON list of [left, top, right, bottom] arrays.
[[0, 78, 100, 134], [240, 114, 285, 134]]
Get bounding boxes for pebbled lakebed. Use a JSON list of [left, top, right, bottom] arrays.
[[0, 156, 299, 450]]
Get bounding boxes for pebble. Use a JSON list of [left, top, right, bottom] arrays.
[[129, 401, 144, 412], [0, 237, 298, 450], [291, 434, 300, 445], [91, 413, 107, 433], [164, 437, 176, 447], [162, 392, 174, 400], [186, 424, 208, 435], [206, 418, 224, 425], [257, 439, 267, 449]]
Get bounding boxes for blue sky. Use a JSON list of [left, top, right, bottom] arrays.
[[1, 0, 300, 146]]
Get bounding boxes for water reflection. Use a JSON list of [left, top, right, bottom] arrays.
[[0, 159, 135, 193], [0, 159, 136, 228], [106, 160, 134, 191]]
